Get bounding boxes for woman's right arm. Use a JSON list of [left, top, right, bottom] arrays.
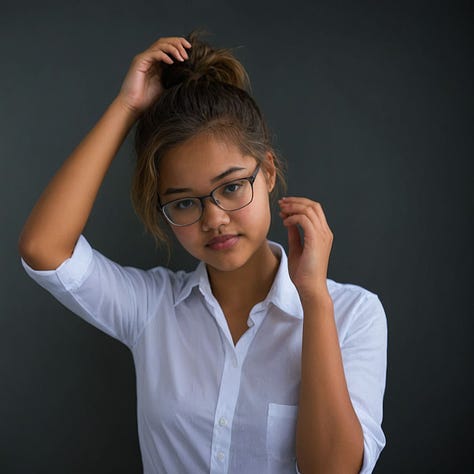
[[18, 98, 137, 270], [18, 36, 192, 270]]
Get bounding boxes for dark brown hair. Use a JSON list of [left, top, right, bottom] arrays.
[[130, 29, 287, 249]]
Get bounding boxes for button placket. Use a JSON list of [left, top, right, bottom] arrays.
[[209, 348, 242, 473], [208, 306, 268, 473]]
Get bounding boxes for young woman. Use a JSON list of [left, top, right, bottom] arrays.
[[19, 30, 387, 474]]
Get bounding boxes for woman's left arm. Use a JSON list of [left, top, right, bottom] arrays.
[[279, 197, 364, 474]]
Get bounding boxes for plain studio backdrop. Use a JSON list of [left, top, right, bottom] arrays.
[[1, 1, 472, 472]]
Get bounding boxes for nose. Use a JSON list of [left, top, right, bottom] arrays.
[[200, 197, 230, 231]]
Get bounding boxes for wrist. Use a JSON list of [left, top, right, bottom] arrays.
[[112, 96, 142, 122], [298, 283, 333, 308]]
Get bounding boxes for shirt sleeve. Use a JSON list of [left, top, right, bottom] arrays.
[[20, 234, 170, 350], [341, 292, 388, 474]]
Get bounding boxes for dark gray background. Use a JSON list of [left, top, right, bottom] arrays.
[[2, 0, 472, 472]]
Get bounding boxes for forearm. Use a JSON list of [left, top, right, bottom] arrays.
[[19, 97, 137, 269], [296, 292, 364, 473]]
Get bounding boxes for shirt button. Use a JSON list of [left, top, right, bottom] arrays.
[[217, 451, 225, 462], [219, 417, 228, 427], [232, 357, 238, 368]]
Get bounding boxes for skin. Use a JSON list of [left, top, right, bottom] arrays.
[[20, 35, 365, 473], [279, 197, 364, 473], [157, 132, 280, 341], [158, 132, 364, 473], [18, 37, 193, 269]]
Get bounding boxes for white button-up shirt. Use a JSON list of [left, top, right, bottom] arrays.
[[21, 235, 387, 474]]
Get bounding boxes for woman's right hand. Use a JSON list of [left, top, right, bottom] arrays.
[[116, 36, 192, 117]]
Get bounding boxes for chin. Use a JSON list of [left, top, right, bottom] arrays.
[[178, 230, 268, 273], [205, 238, 268, 274], [202, 249, 248, 273], [205, 257, 246, 273]]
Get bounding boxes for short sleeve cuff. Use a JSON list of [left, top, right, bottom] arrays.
[[294, 438, 381, 474], [20, 234, 93, 293]]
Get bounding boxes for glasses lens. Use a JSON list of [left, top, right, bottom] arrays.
[[163, 198, 202, 226], [161, 177, 255, 226], [213, 179, 253, 211]]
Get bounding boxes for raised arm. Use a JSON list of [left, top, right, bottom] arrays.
[[18, 36, 192, 270]]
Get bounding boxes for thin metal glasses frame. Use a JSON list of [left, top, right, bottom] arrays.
[[158, 163, 261, 226]]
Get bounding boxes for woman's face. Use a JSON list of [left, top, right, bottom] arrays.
[[157, 132, 276, 273]]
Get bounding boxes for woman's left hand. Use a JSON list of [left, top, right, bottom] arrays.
[[279, 197, 334, 301]]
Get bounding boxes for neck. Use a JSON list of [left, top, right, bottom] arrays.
[[206, 240, 280, 311]]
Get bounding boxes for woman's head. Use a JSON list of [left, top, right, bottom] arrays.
[[130, 29, 287, 251]]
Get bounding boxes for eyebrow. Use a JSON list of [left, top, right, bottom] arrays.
[[163, 166, 247, 196]]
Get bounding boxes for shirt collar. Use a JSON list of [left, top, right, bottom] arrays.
[[173, 260, 208, 306], [173, 240, 303, 320], [263, 241, 303, 319]]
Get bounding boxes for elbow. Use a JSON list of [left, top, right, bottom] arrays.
[[18, 231, 34, 259], [18, 236, 41, 270], [18, 226, 42, 258], [18, 235, 73, 271]]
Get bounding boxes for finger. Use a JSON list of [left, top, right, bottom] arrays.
[[280, 197, 324, 216], [167, 37, 192, 57], [154, 50, 174, 64], [282, 213, 319, 248], [147, 37, 191, 63], [139, 43, 190, 71], [287, 222, 303, 260], [149, 36, 191, 50], [311, 202, 330, 229], [135, 50, 175, 69], [174, 38, 191, 58], [280, 196, 317, 207], [165, 38, 191, 59], [279, 201, 322, 230], [280, 198, 331, 231], [155, 42, 187, 61]]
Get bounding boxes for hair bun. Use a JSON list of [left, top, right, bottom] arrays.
[[160, 29, 251, 93]]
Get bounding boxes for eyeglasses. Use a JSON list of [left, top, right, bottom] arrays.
[[158, 163, 261, 226]]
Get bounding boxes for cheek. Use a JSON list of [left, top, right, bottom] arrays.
[[236, 191, 271, 227], [171, 226, 198, 249], [234, 205, 253, 220]]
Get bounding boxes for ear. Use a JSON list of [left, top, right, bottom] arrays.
[[263, 151, 277, 192]]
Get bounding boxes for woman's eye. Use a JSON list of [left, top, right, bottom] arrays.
[[223, 182, 243, 194], [175, 199, 195, 210]]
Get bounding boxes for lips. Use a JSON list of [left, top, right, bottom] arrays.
[[206, 234, 240, 250]]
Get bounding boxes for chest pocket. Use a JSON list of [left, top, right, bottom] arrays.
[[266, 403, 298, 461]]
